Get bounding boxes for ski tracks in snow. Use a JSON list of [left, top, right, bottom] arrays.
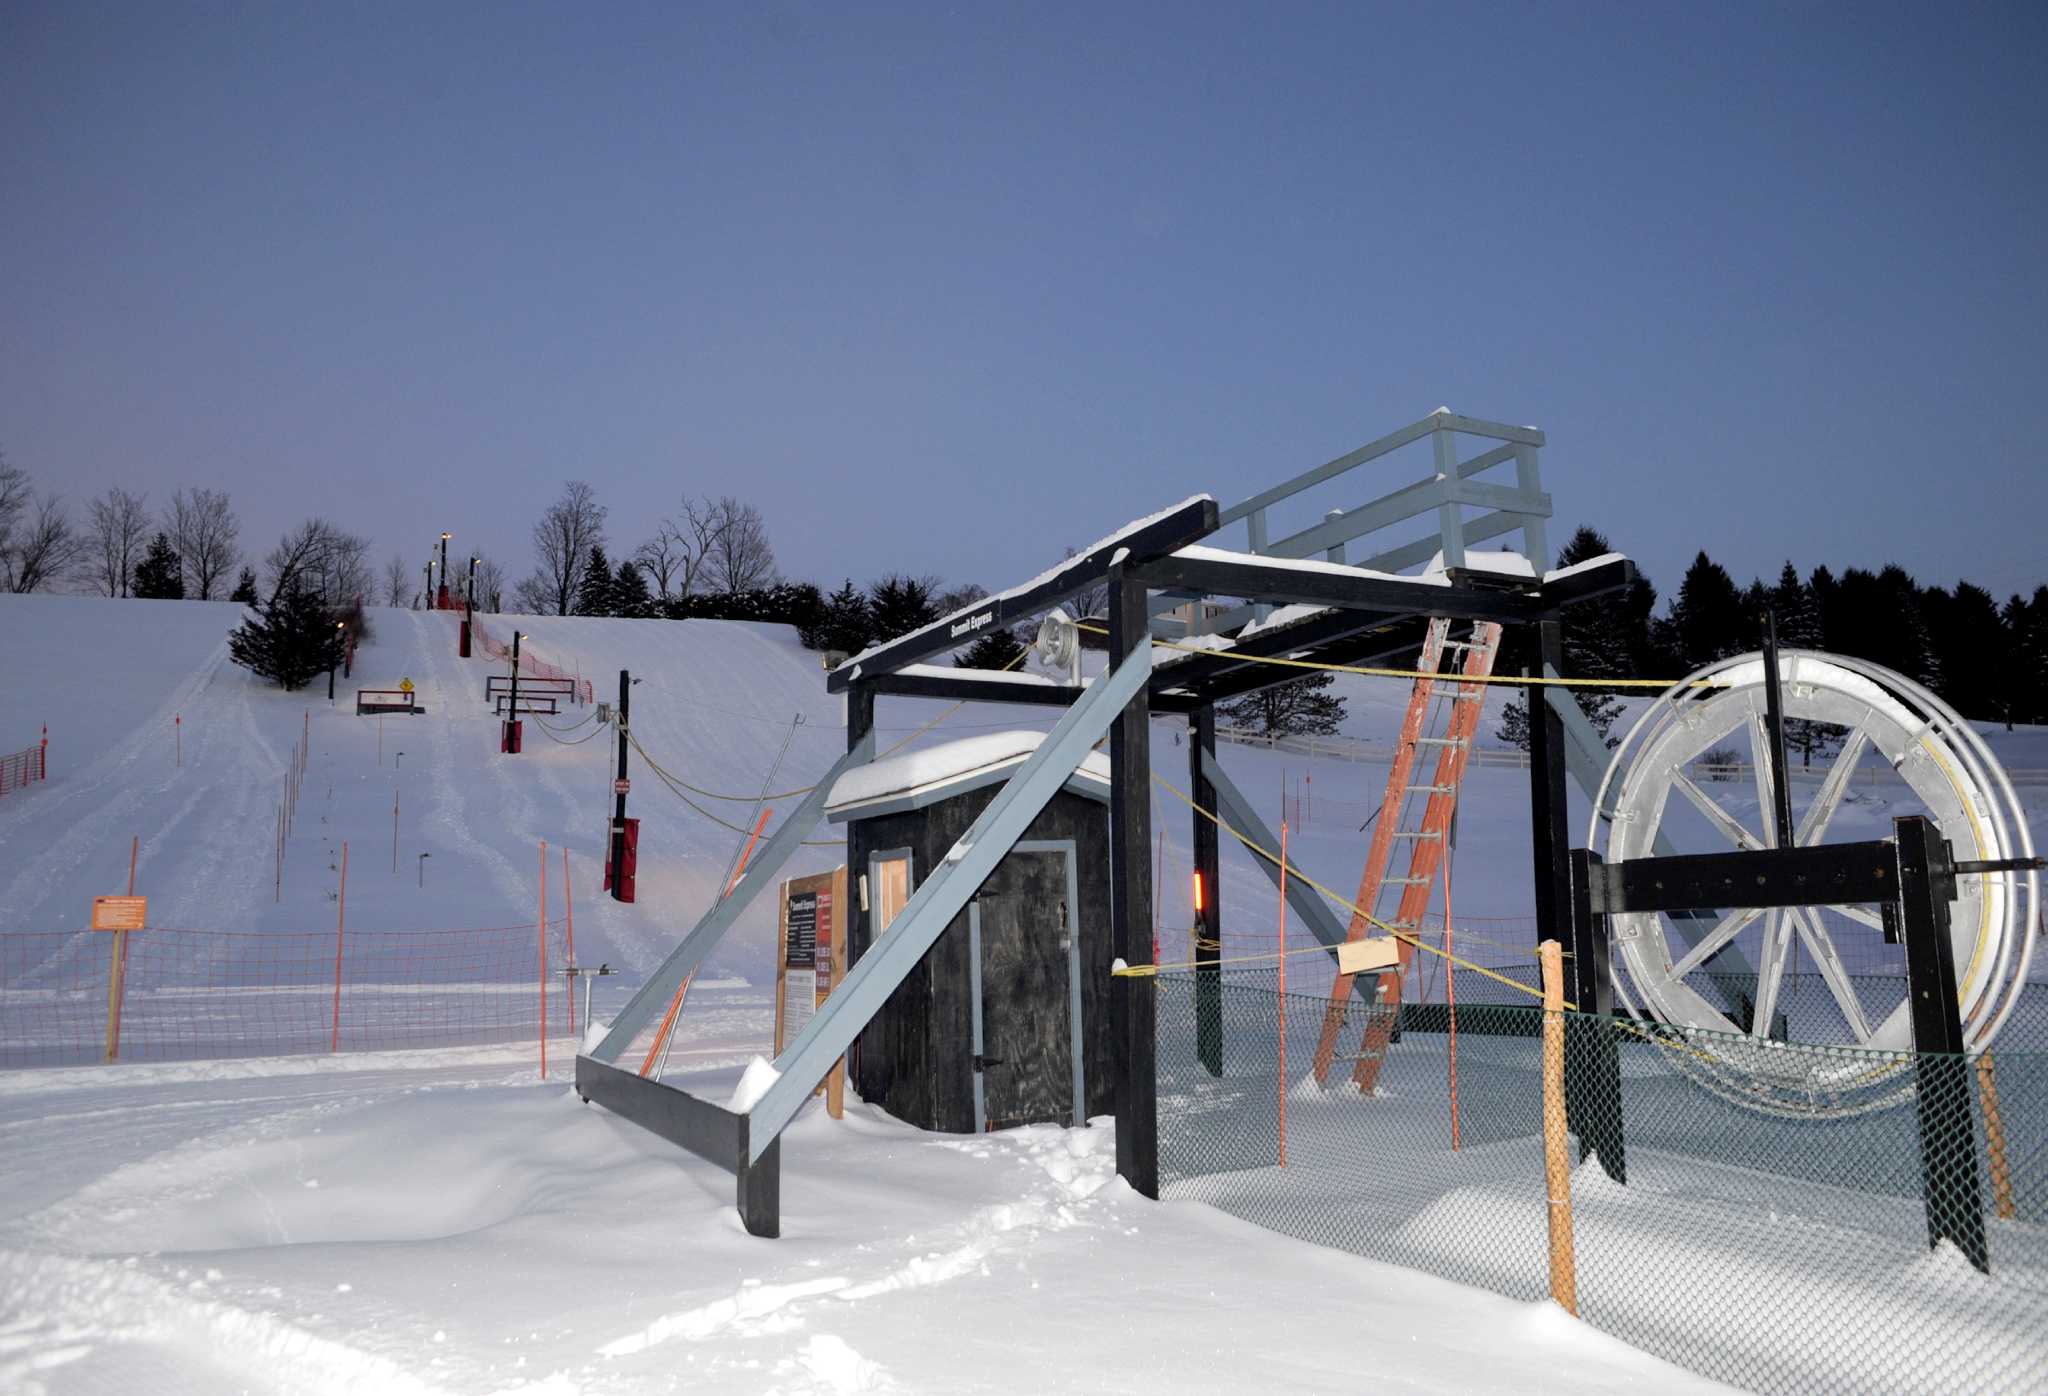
[[0, 639, 285, 933], [0, 1248, 447, 1396], [591, 1123, 1120, 1391]]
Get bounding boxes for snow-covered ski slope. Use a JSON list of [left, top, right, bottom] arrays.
[[3, 592, 2042, 995]]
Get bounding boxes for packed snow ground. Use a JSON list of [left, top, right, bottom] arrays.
[[0, 985, 1736, 1396]]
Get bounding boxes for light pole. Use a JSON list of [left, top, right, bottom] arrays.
[[422, 562, 432, 608], [418, 851, 431, 887], [329, 620, 344, 701], [460, 556, 478, 657], [502, 632, 524, 754], [438, 532, 452, 609]]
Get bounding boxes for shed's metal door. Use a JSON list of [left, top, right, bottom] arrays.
[[969, 846, 1082, 1131]]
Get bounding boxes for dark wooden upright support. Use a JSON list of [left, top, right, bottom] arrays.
[[1526, 622, 1572, 948], [1566, 848, 1626, 1183], [844, 681, 875, 963], [1190, 704, 1222, 1076], [1108, 563, 1158, 1197], [1894, 815, 1989, 1272]]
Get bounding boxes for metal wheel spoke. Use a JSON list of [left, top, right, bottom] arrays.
[[1750, 910, 1792, 1038], [1666, 905, 1764, 980], [1795, 729, 1869, 848], [1748, 714, 1779, 848], [1789, 907, 1873, 1041], [1825, 903, 1886, 932], [1672, 772, 1766, 852]]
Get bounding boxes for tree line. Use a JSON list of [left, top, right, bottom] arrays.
[[1502, 525, 2048, 750]]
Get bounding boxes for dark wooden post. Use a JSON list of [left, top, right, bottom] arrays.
[[1108, 563, 1158, 1197], [1527, 622, 1572, 950], [1191, 704, 1222, 1076], [1895, 815, 1989, 1272], [1566, 847, 1625, 1183], [843, 681, 875, 1094], [609, 669, 631, 901]]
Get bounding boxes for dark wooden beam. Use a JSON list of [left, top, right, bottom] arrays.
[[1190, 704, 1221, 1077], [1133, 552, 1553, 623], [1108, 562, 1158, 1199], [869, 670, 1080, 708], [826, 497, 1219, 691]]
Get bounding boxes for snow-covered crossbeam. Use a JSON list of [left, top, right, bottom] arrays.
[[824, 495, 1216, 691]]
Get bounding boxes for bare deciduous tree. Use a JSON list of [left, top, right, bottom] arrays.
[[166, 488, 240, 600], [529, 480, 608, 616], [0, 453, 31, 562], [698, 496, 777, 594], [263, 519, 371, 606], [84, 487, 151, 597], [3, 491, 81, 593], [634, 519, 690, 601], [475, 556, 506, 612], [510, 572, 556, 615], [383, 553, 411, 607]]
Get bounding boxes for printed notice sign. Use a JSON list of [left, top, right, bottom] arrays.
[[776, 869, 850, 1116]]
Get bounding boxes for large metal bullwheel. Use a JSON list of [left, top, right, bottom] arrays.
[[1589, 650, 2038, 1115]]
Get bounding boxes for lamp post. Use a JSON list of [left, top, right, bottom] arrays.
[[329, 620, 344, 701], [438, 532, 452, 609], [422, 562, 432, 608], [502, 632, 524, 754], [468, 555, 479, 607]]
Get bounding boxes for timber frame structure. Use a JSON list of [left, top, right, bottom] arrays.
[[577, 408, 1642, 1236]]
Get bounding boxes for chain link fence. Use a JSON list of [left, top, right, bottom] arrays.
[[1157, 969, 2048, 1394]]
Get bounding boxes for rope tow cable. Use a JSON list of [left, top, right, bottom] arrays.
[[1133, 770, 1571, 1008], [1073, 621, 1727, 692]]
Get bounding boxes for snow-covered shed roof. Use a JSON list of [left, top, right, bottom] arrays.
[[825, 731, 1110, 823]]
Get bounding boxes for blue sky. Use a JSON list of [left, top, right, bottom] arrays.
[[3, 1, 2043, 604]]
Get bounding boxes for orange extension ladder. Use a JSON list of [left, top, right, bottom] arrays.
[[1311, 616, 1502, 1092]]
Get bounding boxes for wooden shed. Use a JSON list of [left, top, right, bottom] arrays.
[[827, 731, 1114, 1135]]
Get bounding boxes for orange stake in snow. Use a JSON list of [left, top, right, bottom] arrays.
[[1445, 829, 1460, 1151], [330, 841, 348, 1052], [539, 840, 549, 1080], [640, 806, 772, 1078], [562, 846, 577, 1038], [1277, 819, 1289, 1169]]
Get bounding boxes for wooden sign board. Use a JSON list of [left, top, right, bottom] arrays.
[[91, 896, 147, 931], [776, 867, 849, 1117], [1336, 936, 1401, 975]]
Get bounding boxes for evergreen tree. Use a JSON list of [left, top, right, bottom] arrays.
[[229, 566, 260, 605], [1807, 564, 1838, 650], [1219, 670, 1347, 739], [1662, 551, 1746, 670], [227, 584, 345, 690], [1770, 562, 1820, 647], [868, 574, 939, 641], [611, 558, 654, 618], [1496, 526, 1634, 750], [957, 625, 1027, 670], [2006, 587, 2048, 726], [817, 579, 873, 656], [1923, 581, 2005, 721], [575, 546, 616, 617], [132, 532, 186, 599], [1760, 561, 1836, 766]]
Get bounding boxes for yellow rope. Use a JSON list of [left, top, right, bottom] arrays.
[[1074, 620, 1721, 691], [1133, 771, 1569, 1007]]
